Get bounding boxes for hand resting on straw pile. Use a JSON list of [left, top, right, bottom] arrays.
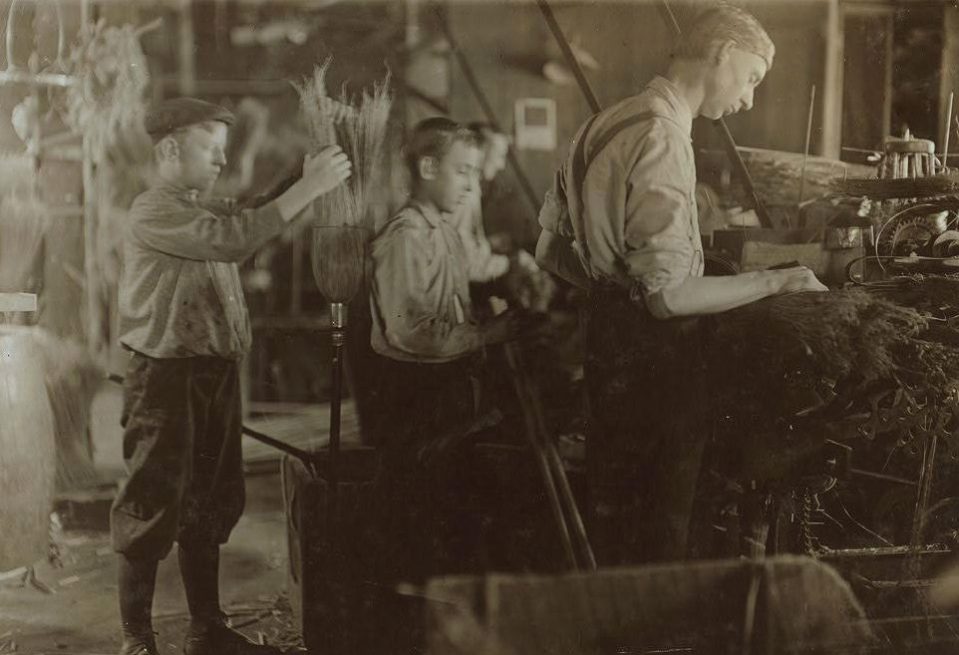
[[645, 264, 828, 318]]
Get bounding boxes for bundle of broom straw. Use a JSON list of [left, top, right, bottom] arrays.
[[295, 59, 391, 300], [30, 330, 104, 492], [295, 61, 391, 228], [713, 289, 926, 383], [63, 19, 151, 164], [706, 290, 929, 437], [0, 196, 48, 295]]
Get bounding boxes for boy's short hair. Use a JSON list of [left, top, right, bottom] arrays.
[[406, 117, 478, 180], [673, 4, 774, 70]]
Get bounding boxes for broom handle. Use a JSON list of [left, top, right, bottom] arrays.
[[328, 306, 346, 539]]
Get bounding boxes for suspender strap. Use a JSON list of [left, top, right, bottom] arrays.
[[567, 110, 661, 266]]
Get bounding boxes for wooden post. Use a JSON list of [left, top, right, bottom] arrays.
[[820, 0, 843, 160], [76, 0, 104, 359], [177, 0, 195, 96]]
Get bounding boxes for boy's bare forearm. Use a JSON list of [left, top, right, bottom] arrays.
[[273, 178, 318, 223]]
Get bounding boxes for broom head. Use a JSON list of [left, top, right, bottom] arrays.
[[310, 224, 371, 304]]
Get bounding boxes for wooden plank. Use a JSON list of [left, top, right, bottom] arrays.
[[0, 293, 37, 312]]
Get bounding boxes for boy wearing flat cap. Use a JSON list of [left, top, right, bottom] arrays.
[[111, 97, 351, 655]]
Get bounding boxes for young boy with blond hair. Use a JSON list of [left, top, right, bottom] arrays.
[[112, 97, 350, 655]]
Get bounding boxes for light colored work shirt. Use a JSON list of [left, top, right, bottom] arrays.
[[118, 183, 284, 360], [369, 200, 482, 363], [452, 187, 510, 283], [540, 76, 704, 317]]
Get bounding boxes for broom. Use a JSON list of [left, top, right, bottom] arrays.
[[295, 63, 391, 633]]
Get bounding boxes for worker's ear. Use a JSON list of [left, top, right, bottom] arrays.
[[711, 39, 735, 66], [155, 135, 180, 162], [418, 155, 438, 181]]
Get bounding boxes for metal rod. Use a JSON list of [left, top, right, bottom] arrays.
[[943, 92, 954, 174], [405, 83, 451, 116], [713, 119, 774, 228], [107, 373, 319, 475], [534, 0, 601, 114], [328, 308, 346, 543], [523, 347, 596, 569], [504, 342, 579, 570], [797, 84, 817, 226], [242, 425, 317, 476], [436, 8, 543, 219]]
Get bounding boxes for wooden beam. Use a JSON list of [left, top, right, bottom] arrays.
[[0, 293, 37, 312]]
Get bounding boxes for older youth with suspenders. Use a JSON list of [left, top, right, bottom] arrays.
[[536, 6, 827, 564]]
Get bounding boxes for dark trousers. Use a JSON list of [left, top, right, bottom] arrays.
[[111, 353, 245, 561], [368, 354, 487, 585], [584, 285, 709, 565]]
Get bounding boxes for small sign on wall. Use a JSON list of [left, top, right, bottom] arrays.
[[514, 98, 557, 151]]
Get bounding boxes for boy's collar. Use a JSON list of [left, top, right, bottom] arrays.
[[156, 180, 201, 202], [408, 198, 445, 227]]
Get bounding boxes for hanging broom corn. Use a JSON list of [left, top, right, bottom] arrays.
[[0, 152, 35, 199], [0, 196, 48, 296], [62, 19, 152, 164], [30, 330, 105, 493]]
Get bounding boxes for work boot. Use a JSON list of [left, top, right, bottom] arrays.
[[183, 615, 282, 655], [118, 632, 158, 655]]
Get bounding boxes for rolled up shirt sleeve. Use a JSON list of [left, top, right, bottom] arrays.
[[622, 125, 696, 318]]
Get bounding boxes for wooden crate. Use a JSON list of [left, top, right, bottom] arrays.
[[282, 447, 384, 654], [426, 557, 874, 655]]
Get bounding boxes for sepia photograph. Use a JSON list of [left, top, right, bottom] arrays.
[[2, 0, 959, 652]]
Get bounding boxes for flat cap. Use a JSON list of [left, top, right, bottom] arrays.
[[144, 97, 235, 142]]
